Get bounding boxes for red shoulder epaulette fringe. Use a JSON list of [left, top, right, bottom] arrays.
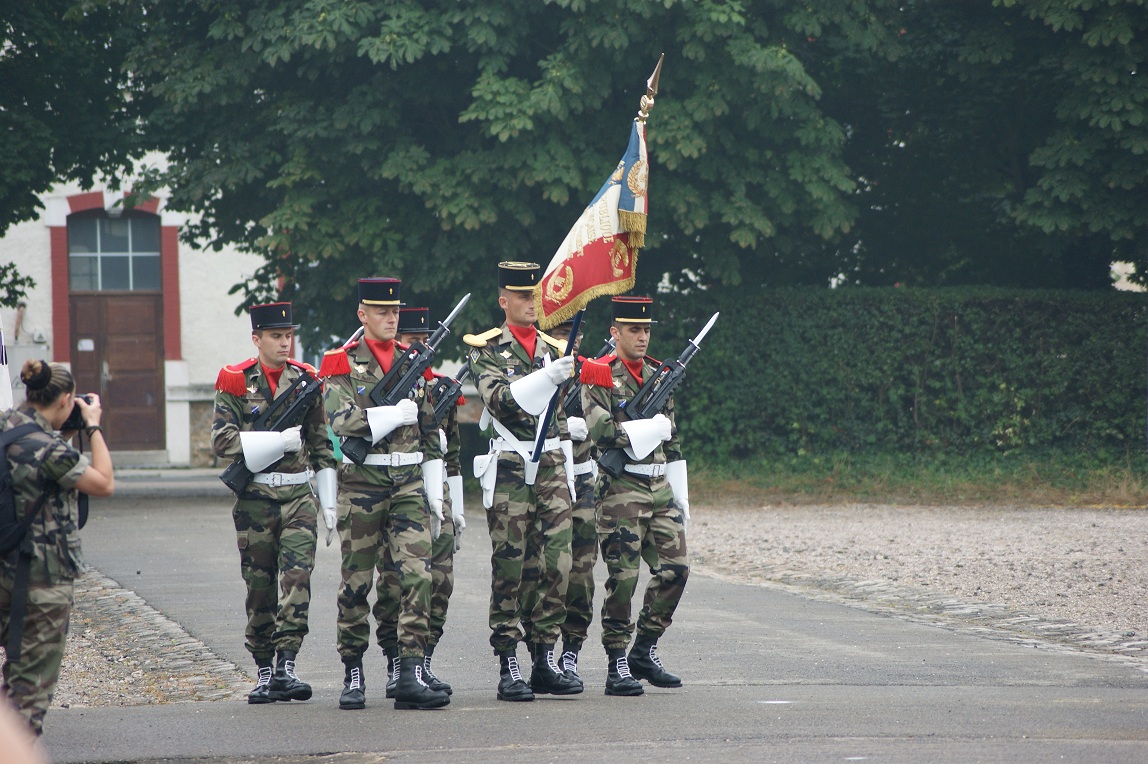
[[423, 368, 436, 382], [580, 356, 615, 387], [319, 348, 351, 378], [216, 359, 256, 395], [287, 359, 319, 377]]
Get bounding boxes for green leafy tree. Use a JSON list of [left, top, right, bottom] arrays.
[[0, 1, 143, 304], [124, 0, 884, 349]]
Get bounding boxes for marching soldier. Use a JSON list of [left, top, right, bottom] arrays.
[[211, 302, 337, 704], [465, 261, 581, 701], [374, 306, 466, 700], [580, 296, 690, 696], [320, 278, 449, 711]]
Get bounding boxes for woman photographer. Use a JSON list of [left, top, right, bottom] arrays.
[[0, 360, 113, 737]]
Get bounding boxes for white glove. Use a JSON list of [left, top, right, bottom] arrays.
[[316, 467, 338, 547], [560, 439, 577, 503], [447, 474, 465, 552], [280, 426, 303, 453], [666, 460, 689, 534], [651, 413, 673, 441], [422, 458, 445, 541], [365, 399, 419, 443], [567, 416, 589, 442], [545, 354, 576, 384], [680, 500, 691, 533], [438, 428, 448, 453]]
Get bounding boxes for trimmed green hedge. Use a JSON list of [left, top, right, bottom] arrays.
[[646, 287, 1147, 459]]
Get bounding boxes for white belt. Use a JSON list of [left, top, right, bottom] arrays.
[[344, 452, 424, 467], [624, 463, 667, 478], [494, 436, 562, 456], [251, 468, 315, 486], [571, 460, 597, 477]]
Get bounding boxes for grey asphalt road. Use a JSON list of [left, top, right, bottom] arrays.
[[42, 473, 1148, 763]]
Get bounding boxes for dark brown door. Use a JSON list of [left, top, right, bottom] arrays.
[[69, 295, 165, 449]]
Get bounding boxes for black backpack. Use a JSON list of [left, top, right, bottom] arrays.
[[0, 423, 47, 555]]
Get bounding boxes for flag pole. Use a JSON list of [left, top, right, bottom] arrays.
[[529, 310, 584, 464]]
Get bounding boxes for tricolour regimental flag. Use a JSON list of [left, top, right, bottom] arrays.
[[534, 118, 650, 329], [0, 318, 12, 410]]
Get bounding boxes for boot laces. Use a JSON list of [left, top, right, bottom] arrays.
[[347, 666, 362, 691], [506, 655, 524, 683], [284, 659, 299, 680], [256, 666, 272, 687], [648, 645, 665, 669], [423, 656, 440, 682], [615, 655, 633, 679], [392, 660, 400, 682], [413, 663, 429, 688], [545, 649, 563, 675], [561, 651, 579, 674]]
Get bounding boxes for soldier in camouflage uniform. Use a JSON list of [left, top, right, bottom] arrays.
[[374, 306, 466, 700], [320, 278, 449, 711], [1, 360, 115, 735], [520, 317, 599, 685], [465, 261, 581, 701], [580, 296, 690, 696], [212, 302, 337, 705]]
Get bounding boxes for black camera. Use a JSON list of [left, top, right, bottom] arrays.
[[61, 394, 95, 433]]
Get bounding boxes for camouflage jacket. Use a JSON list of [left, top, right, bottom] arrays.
[[320, 341, 442, 490], [581, 354, 683, 467], [429, 373, 463, 479], [465, 324, 570, 466], [211, 358, 336, 501], [0, 406, 90, 585]]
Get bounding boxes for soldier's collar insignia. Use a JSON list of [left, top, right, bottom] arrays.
[[613, 379, 623, 389], [469, 349, 480, 362], [354, 363, 368, 374], [247, 382, 259, 395], [500, 350, 512, 359]]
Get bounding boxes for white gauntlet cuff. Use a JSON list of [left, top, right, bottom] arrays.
[[509, 367, 560, 416], [239, 431, 286, 473], [620, 419, 667, 461]]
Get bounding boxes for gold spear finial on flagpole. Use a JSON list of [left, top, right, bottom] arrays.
[[637, 53, 664, 123]]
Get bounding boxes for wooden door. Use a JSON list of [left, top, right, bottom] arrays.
[[69, 295, 165, 449]]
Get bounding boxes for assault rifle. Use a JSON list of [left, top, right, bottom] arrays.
[[562, 336, 616, 417], [429, 366, 470, 428], [597, 312, 719, 479], [220, 371, 324, 493], [341, 293, 471, 465]]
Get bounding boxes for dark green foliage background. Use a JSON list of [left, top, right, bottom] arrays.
[[643, 288, 1147, 460]]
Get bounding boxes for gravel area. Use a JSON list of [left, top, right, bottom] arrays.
[[20, 501, 1148, 709]]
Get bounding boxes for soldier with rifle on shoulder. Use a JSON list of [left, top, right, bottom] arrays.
[[211, 302, 337, 705]]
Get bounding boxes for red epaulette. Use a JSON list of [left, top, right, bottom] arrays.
[[645, 355, 661, 367], [319, 347, 352, 378], [286, 358, 319, 376], [423, 368, 436, 382], [457, 394, 467, 406], [580, 355, 615, 387], [216, 359, 257, 396]]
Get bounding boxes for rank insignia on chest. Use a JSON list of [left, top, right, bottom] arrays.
[[356, 386, 366, 394], [506, 368, 515, 376], [470, 349, 480, 362], [500, 350, 512, 359], [251, 405, 261, 415]]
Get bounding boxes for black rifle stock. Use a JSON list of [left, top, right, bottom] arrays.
[[597, 313, 717, 479], [340, 294, 470, 465], [219, 372, 323, 493], [430, 366, 470, 428]]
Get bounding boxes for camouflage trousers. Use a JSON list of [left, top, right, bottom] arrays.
[[488, 457, 572, 652], [336, 479, 433, 660], [0, 573, 73, 736], [232, 493, 318, 660], [598, 473, 689, 651], [375, 493, 455, 652], [523, 470, 598, 648]]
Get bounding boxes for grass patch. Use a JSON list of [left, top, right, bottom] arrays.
[[693, 450, 1148, 507]]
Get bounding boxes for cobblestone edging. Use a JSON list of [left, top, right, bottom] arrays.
[[693, 560, 1148, 673], [54, 569, 251, 708]]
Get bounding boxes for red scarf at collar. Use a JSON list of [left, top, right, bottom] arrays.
[[507, 325, 537, 361], [260, 362, 285, 396], [365, 338, 395, 374], [621, 357, 645, 383]]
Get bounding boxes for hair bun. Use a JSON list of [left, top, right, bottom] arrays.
[[21, 359, 53, 391]]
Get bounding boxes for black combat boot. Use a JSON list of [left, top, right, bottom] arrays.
[[384, 646, 400, 699], [530, 642, 584, 695], [393, 656, 451, 710], [496, 649, 534, 702], [422, 644, 452, 695], [560, 640, 584, 685], [605, 648, 644, 696], [247, 657, 275, 704], [339, 657, 365, 710], [268, 650, 313, 701], [628, 635, 682, 688]]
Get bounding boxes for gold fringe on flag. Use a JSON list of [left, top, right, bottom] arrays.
[[618, 210, 646, 250]]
